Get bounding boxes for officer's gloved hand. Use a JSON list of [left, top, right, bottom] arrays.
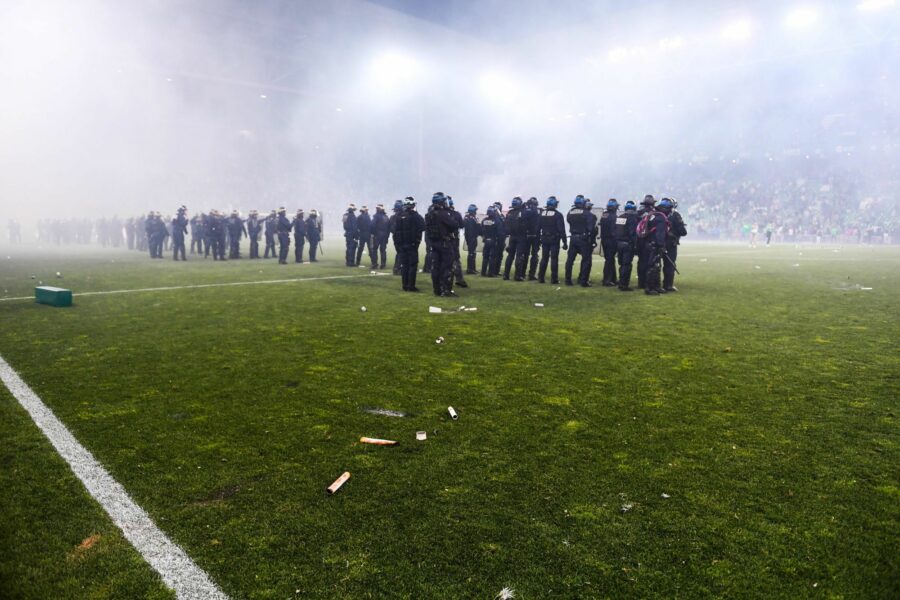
[[563, 243, 568, 250]]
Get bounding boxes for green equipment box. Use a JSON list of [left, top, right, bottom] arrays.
[[35, 286, 72, 307]]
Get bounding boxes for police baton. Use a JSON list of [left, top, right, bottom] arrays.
[[661, 251, 680, 274]]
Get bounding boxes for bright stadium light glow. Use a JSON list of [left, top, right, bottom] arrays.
[[367, 51, 423, 92], [658, 36, 685, 52], [720, 18, 755, 43], [857, 0, 895, 11], [607, 46, 629, 63], [784, 6, 820, 29], [479, 70, 520, 103]]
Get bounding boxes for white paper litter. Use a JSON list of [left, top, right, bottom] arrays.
[[360, 306, 367, 312], [861, 287, 873, 291], [429, 306, 442, 313], [620, 503, 634, 513], [534, 303, 544, 308], [661, 493, 670, 499], [435, 336, 445, 344], [495, 588, 516, 600], [464, 307, 478, 312]]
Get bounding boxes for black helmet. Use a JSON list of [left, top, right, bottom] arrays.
[[641, 194, 656, 206]]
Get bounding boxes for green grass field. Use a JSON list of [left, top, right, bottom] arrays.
[[1, 242, 898, 599]]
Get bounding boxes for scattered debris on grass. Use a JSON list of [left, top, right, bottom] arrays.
[[79, 534, 101, 550], [699, 258, 708, 262], [416, 431, 427, 441], [620, 503, 634, 513], [327, 471, 350, 494], [359, 437, 398, 446], [754, 266, 760, 270], [792, 263, 801, 267], [448, 406, 458, 420], [435, 336, 445, 344], [495, 587, 516, 600], [56, 272, 62, 278], [360, 306, 367, 312], [362, 407, 408, 418], [661, 493, 670, 499], [534, 303, 544, 307], [429, 306, 442, 313]]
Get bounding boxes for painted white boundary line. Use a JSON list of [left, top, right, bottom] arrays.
[[0, 272, 388, 303], [0, 355, 229, 599]]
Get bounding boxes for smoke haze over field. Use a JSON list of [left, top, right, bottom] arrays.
[[1, 0, 898, 225]]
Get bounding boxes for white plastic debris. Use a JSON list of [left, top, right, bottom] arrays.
[[661, 493, 670, 499], [56, 272, 62, 278], [555, 287, 561, 291], [464, 307, 478, 312], [699, 258, 708, 262], [620, 503, 634, 513], [860, 287, 873, 291], [495, 588, 516, 600], [429, 306, 442, 314], [360, 306, 367, 312], [534, 303, 544, 308], [435, 336, 445, 344], [448, 406, 458, 420]]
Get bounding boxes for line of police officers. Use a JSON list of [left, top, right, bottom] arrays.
[[367, 193, 686, 297], [143, 206, 324, 264]]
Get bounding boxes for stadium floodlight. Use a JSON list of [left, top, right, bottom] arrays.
[[784, 6, 820, 29], [479, 70, 520, 103], [720, 18, 755, 43], [658, 36, 685, 52], [367, 51, 423, 92], [857, 0, 895, 11]]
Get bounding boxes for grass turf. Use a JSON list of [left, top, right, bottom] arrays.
[[1, 243, 898, 599]]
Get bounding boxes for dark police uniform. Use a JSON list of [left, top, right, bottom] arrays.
[[564, 202, 593, 286], [644, 209, 669, 295], [392, 203, 425, 291], [425, 197, 458, 296], [264, 212, 277, 259], [343, 207, 358, 266], [246, 213, 263, 259], [189, 215, 203, 254], [355, 208, 371, 266], [172, 210, 188, 261], [226, 212, 246, 259], [293, 210, 307, 263], [523, 199, 541, 280], [276, 209, 291, 264], [371, 206, 390, 269], [615, 207, 640, 290], [661, 204, 687, 291], [463, 211, 481, 274], [599, 206, 618, 286], [538, 205, 567, 284], [503, 202, 527, 280], [480, 210, 500, 277], [306, 212, 321, 262]]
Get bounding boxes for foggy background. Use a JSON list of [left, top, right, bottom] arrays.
[[1, 0, 898, 236]]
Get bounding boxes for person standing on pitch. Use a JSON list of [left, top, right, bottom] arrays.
[[538, 196, 567, 284], [226, 210, 246, 259], [276, 207, 291, 265], [389, 200, 404, 274], [189, 212, 203, 255], [615, 200, 639, 291], [636, 195, 656, 289], [264, 210, 277, 259], [491, 201, 506, 277], [172, 206, 188, 261], [524, 197, 541, 280], [425, 192, 458, 297], [564, 196, 590, 286], [393, 197, 425, 292], [246, 210, 262, 259], [599, 199, 619, 286], [480, 206, 500, 277], [355, 206, 371, 267], [463, 204, 481, 275], [371, 204, 390, 269], [643, 201, 669, 296], [658, 198, 686, 292], [343, 203, 358, 266], [447, 197, 468, 288], [503, 197, 527, 281], [306, 209, 321, 262], [293, 209, 307, 263]]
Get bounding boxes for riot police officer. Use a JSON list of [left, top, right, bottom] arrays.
[[246, 210, 263, 259], [447, 197, 468, 288], [172, 206, 188, 261], [615, 201, 640, 291], [524, 197, 541, 280], [189, 213, 203, 254], [306, 210, 321, 262], [264, 210, 277, 259], [636, 194, 656, 289], [389, 199, 404, 274], [343, 204, 358, 266], [480, 206, 500, 277], [503, 197, 527, 281], [538, 196, 567, 284], [392, 197, 425, 292], [643, 202, 668, 295], [463, 204, 481, 275], [293, 209, 307, 263], [276, 207, 291, 264], [226, 210, 246, 259], [424, 192, 459, 297], [355, 206, 372, 266], [371, 204, 390, 269], [599, 199, 619, 286], [491, 201, 506, 277], [658, 198, 687, 292], [564, 195, 592, 286]]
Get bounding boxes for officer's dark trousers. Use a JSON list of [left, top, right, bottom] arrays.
[[249, 235, 259, 258], [217, 234, 227, 260], [173, 235, 186, 260], [423, 239, 433, 272], [203, 236, 211, 257], [264, 235, 276, 258], [345, 235, 358, 266], [492, 237, 506, 276], [356, 234, 372, 266], [602, 240, 617, 284], [308, 239, 319, 261], [565, 236, 592, 283], [527, 236, 540, 278], [373, 235, 388, 268], [617, 242, 635, 288], [637, 240, 649, 288], [662, 242, 678, 289], [278, 232, 290, 264], [392, 244, 401, 274], [191, 237, 202, 254], [399, 244, 419, 290], [294, 234, 305, 262], [465, 237, 478, 273], [539, 239, 561, 282], [481, 239, 496, 276], [504, 236, 527, 279], [645, 244, 662, 291], [230, 239, 240, 259], [430, 241, 454, 295]]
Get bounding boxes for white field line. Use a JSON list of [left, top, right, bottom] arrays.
[[0, 354, 229, 600], [0, 272, 389, 303]]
